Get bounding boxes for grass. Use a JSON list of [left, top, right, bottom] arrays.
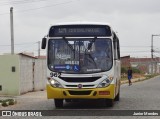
[[121, 73, 160, 81], [145, 74, 159, 79], [0, 99, 16, 107]]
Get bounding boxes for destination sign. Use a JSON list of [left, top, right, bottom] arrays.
[[49, 25, 111, 37]]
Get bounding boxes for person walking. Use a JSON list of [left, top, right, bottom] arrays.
[[127, 67, 132, 86]]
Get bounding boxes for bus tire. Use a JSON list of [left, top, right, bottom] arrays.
[[65, 99, 72, 102], [115, 90, 120, 101], [54, 99, 63, 108], [105, 99, 114, 107]]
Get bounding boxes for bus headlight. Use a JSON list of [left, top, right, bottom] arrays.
[[48, 78, 63, 88], [97, 78, 113, 88]]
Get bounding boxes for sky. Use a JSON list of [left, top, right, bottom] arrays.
[[0, 0, 160, 58]]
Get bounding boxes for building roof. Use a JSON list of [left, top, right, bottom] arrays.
[[35, 56, 46, 59], [51, 21, 111, 26], [130, 57, 160, 62], [18, 53, 37, 59], [120, 55, 130, 59]]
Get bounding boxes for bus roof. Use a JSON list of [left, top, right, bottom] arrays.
[[50, 21, 111, 27], [48, 22, 114, 37]]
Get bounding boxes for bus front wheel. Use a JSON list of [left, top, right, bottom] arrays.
[[105, 99, 114, 107], [115, 89, 120, 101], [54, 99, 63, 108], [65, 99, 72, 102]]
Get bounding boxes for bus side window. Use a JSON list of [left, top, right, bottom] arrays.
[[113, 34, 120, 60], [117, 38, 120, 60]]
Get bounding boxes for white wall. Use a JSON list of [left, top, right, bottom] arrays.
[[19, 55, 35, 94], [34, 59, 46, 91], [0, 54, 46, 95], [0, 55, 20, 95]]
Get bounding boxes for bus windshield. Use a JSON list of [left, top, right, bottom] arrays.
[[48, 38, 113, 74]]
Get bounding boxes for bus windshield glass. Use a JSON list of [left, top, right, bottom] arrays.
[[48, 38, 112, 73]]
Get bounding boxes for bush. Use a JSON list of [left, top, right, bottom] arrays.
[[9, 101, 14, 105], [2, 101, 8, 107], [132, 67, 141, 73], [7, 99, 15, 105], [5, 99, 14, 102], [121, 67, 127, 73], [1, 99, 15, 106], [121, 67, 141, 74]]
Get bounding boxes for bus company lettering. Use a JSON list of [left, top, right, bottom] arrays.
[[68, 28, 100, 33]]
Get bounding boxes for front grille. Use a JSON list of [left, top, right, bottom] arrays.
[[83, 85, 94, 87], [68, 90, 91, 95], [65, 85, 77, 87], [65, 85, 95, 87], [60, 77, 100, 82]]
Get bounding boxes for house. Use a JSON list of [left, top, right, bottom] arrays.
[[0, 53, 46, 96], [130, 57, 160, 74], [121, 55, 160, 74], [120, 55, 131, 68]]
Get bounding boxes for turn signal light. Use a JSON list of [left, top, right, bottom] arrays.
[[99, 91, 110, 95]]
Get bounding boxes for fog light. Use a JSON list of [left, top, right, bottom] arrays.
[[63, 91, 67, 96], [93, 91, 97, 96]]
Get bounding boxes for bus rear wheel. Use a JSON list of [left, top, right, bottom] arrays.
[[54, 99, 63, 108], [105, 99, 114, 107]]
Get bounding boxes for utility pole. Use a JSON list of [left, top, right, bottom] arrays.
[[151, 35, 153, 59], [10, 7, 14, 55], [151, 34, 160, 74], [38, 41, 40, 57], [151, 35, 154, 74]]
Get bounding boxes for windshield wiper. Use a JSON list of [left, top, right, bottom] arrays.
[[63, 37, 77, 63], [63, 37, 75, 52], [85, 52, 97, 68], [84, 37, 97, 68], [87, 37, 96, 51]]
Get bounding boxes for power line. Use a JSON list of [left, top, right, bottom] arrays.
[[0, 0, 50, 6], [121, 51, 151, 53], [121, 45, 150, 48], [0, 42, 37, 46], [0, 41, 41, 56], [0, 12, 10, 15], [0, 0, 75, 15]]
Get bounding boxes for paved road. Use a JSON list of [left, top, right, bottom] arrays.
[[1, 76, 160, 119]]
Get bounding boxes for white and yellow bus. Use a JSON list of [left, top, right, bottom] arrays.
[[41, 22, 121, 108]]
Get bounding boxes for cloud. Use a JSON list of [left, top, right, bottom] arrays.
[[0, 0, 160, 57]]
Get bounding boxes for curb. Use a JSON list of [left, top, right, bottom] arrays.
[[121, 77, 146, 85]]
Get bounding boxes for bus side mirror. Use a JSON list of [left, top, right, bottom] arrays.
[[41, 37, 47, 49]]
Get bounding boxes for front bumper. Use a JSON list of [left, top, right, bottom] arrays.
[[47, 84, 115, 99]]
